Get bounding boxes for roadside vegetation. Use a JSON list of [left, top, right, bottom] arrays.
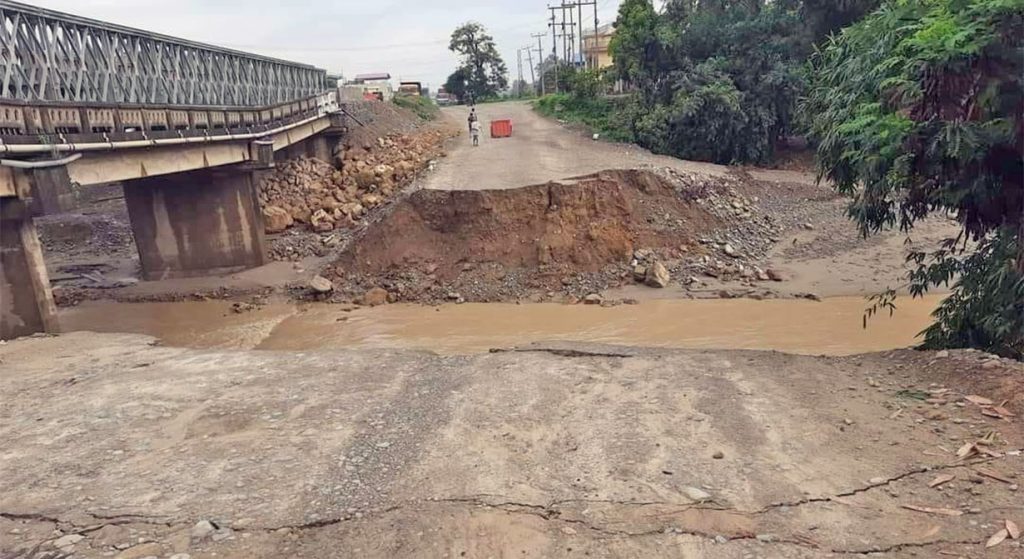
[[808, 0, 1023, 358], [393, 95, 439, 121], [534, 0, 1022, 357], [533, 92, 633, 142]]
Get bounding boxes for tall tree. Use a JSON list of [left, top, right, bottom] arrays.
[[608, 0, 663, 87], [448, 22, 508, 101], [807, 0, 1024, 357]]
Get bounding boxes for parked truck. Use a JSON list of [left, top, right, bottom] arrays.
[[397, 81, 423, 97]]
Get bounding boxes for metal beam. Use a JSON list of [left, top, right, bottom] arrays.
[[0, 0, 326, 106]]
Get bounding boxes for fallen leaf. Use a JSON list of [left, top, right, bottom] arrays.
[[956, 442, 977, 458], [975, 467, 1012, 484], [902, 504, 963, 516], [928, 474, 955, 488], [993, 406, 1016, 417], [986, 528, 1008, 548], [1005, 519, 1019, 540], [966, 395, 994, 406], [982, 409, 1004, 419]]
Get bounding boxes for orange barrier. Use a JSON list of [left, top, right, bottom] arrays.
[[490, 119, 512, 138]]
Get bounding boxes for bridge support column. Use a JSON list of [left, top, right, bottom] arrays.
[[1, 197, 59, 340], [277, 134, 334, 164], [305, 135, 333, 162], [123, 168, 267, 281], [28, 166, 75, 216]]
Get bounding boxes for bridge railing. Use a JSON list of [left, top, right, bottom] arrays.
[[0, 0, 326, 107], [0, 90, 340, 154]]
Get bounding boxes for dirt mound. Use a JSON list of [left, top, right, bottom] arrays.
[[328, 170, 721, 302], [342, 100, 429, 148]]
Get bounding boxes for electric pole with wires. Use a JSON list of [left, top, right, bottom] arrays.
[[531, 33, 546, 95]]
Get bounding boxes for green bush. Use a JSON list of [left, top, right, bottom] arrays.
[[392, 95, 440, 121], [533, 94, 633, 142]]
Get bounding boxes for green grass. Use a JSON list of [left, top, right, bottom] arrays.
[[393, 95, 440, 121], [533, 93, 633, 142]]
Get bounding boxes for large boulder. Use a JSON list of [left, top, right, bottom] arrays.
[[262, 206, 293, 233], [644, 261, 671, 288], [360, 287, 389, 306], [309, 275, 334, 294]]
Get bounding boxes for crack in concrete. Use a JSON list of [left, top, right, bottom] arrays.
[[755, 457, 997, 513], [835, 538, 985, 555], [427, 483, 998, 555], [488, 347, 634, 358], [3, 459, 1003, 555]]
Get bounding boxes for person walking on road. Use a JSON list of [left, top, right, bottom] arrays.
[[467, 108, 478, 133], [470, 119, 482, 147]]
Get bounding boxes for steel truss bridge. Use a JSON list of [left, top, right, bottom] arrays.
[[0, 0, 336, 154]]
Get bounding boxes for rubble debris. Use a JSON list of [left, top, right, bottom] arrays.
[[257, 129, 452, 235]]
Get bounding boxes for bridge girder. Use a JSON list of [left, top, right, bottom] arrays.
[[0, 0, 326, 106]]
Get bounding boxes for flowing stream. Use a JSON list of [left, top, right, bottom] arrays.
[[60, 295, 944, 356]]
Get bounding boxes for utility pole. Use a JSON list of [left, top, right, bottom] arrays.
[[578, 0, 598, 70], [524, 45, 536, 94], [563, 1, 598, 70], [567, 4, 575, 66], [531, 33, 545, 95], [516, 48, 523, 96], [547, 6, 560, 93]]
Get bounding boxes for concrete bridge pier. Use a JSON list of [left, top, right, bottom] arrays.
[[279, 134, 334, 163], [28, 165, 75, 216], [123, 167, 268, 281], [0, 196, 59, 340]]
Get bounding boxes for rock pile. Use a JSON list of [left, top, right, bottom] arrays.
[[257, 129, 451, 234]]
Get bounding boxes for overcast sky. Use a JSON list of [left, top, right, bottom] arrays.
[[28, 0, 625, 90]]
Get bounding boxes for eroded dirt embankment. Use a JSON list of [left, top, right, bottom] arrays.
[[327, 169, 722, 303]]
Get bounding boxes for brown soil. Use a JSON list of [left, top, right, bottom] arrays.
[[328, 169, 721, 302]]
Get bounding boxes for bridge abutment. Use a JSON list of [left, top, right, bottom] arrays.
[[1, 197, 59, 340], [124, 168, 267, 281]]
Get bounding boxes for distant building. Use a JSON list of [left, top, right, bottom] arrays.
[[582, 24, 615, 70], [349, 72, 394, 101]]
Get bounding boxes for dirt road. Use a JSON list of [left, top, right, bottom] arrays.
[[422, 102, 810, 191], [1, 334, 1021, 558]]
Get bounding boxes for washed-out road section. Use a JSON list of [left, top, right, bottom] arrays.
[[1, 333, 1021, 558], [421, 102, 809, 191]]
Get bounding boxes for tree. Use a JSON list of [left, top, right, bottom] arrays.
[[610, 1, 808, 163], [444, 68, 468, 103], [448, 22, 508, 101], [608, 0, 663, 87], [807, 0, 1024, 357]]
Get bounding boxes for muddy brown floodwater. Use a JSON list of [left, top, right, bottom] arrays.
[[60, 295, 944, 355]]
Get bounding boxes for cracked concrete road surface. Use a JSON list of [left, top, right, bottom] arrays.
[[2, 333, 1022, 558]]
